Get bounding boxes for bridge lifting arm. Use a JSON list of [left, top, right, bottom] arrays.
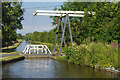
[[34, 13, 84, 17], [35, 10, 95, 15], [33, 10, 95, 55]]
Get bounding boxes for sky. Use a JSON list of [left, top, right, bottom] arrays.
[[17, 2, 63, 35]]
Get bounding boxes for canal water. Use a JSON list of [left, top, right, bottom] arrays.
[[16, 40, 31, 52], [2, 40, 118, 78], [2, 58, 118, 78]]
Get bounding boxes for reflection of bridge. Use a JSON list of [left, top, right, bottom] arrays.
[[23, 45, 52, 54]]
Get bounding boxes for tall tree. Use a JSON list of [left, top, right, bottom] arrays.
[[2, 2, 24, 46]]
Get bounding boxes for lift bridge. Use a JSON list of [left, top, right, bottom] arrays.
[[23, 10, 95, 56], [23, 45, 52, 54], [23, 44, 53, 57]]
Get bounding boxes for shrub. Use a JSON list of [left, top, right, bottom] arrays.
[[63, 40, 119, 70]]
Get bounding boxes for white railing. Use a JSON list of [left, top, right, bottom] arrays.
[[23, 44, 52, 54]]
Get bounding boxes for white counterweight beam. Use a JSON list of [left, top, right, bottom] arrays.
[[34, 13, 84, 17], [36, 10, 95, 15]]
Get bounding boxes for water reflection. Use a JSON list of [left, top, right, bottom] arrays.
[[2, 58, 118, 78]]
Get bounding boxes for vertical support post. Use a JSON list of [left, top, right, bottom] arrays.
[[28, 49, 31, 54], [60, 19, 66, 48], [53, 17, 61, 53], [67, 14, 73, 46], [59, 16, 67, 55], [37, 46, 39, 54], [45, 48, 47, 54], [42, 45, 43, 53], [34, 46, 35, 53]]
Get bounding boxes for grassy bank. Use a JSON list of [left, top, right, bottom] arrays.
[[1, 39, 24, 64], [1, 39, 22, 50], [57, 40, 120, 72], [1, 55, 25, 64], [1, 55, 24, 62], [1, 51, 22, 54]]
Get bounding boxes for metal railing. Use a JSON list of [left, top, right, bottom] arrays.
[[23, 44, 52, 54]]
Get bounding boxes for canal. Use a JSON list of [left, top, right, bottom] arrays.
[[2, 40, 118, 78], [16, 40, 31, 52]]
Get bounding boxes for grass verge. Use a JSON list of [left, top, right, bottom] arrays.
[[1, 51, 22, 54], [1, 55, 25, 65], [1, 39, 22, 50], [1, 55, 24, 61]]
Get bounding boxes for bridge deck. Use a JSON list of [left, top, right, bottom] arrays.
[[24, 53, 54, 58]]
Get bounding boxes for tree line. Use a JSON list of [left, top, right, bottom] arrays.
[[24, 29, 57, 44], [24, 2, 120, 45]]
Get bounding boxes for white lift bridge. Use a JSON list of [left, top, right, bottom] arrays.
[[23, 44, 52, 54]]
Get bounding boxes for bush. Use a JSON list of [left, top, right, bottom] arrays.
[[64, 40, 119, 70]]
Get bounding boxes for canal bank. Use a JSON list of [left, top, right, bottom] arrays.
[[56, 55, 120, 76], [1, 39, 25, 64], [54, 40, 120, 77], [2, 39, 23, 52], [1, 55, 25, 65]]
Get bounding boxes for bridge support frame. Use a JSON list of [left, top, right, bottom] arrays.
[[53, 14, 73, 55], [33, 10, 95, 55]]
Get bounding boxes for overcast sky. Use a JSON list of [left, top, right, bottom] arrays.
[[17, 2, 63, 35]]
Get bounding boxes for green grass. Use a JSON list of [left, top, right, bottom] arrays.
[[1, 51, 22, 54], [0, 55, 24, 61], [1, 39, 22, 53], [2, 39, 22, 50], [56, 56, 67, 62]]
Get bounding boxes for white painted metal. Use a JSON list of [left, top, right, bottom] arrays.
[[23, 44, 52, 54], [36, 10, 95, 15], [23, 45, 31, 54], [44, 45, 52, 54], [34, 13, 84, 17]]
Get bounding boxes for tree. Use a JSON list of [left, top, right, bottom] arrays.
[[17, 33, 23, 39], [2, 2, 24, 46]]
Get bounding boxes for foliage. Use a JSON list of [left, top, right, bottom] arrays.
[[64, 40, 119, 69], [24, 28, 58, 44], [51, 2, 120, 44], [2, 2, 24, 46], [56, 56, 68, 62], [17, 33, 23, 39]]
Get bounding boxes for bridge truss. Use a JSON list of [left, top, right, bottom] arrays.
[[23, 44, 52, 54]]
